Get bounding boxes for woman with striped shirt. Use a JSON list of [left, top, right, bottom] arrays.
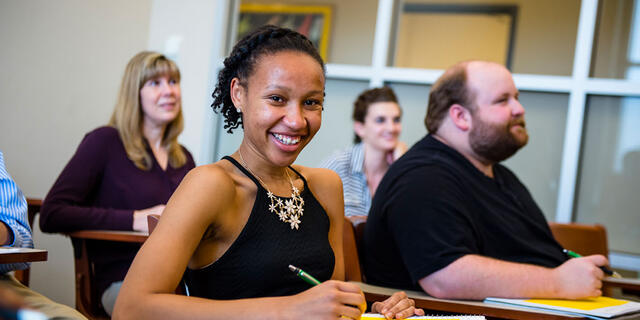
[[321, 87, 406, 217]]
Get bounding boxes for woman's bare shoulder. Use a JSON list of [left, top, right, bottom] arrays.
[[294, 165, 341, 189], [293, 165, 343, 217], [172, 162, 239, 209]]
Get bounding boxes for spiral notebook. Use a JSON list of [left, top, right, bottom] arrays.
[[484, 296, 640, 319], [361, 313, 485, 319]]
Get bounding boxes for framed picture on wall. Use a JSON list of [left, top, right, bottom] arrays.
[[238, 3, 333, 61]]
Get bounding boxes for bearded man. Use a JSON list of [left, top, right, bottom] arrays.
[[363, 61, 608, 300]]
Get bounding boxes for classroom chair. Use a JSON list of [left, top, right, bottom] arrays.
[[548, 222, 608, 257], [343, 215, 367, 282], [547, 222, 640, 297], [13, 198, 43, 287], [68, 230, 147, 319], [68, 236, 111, 320]]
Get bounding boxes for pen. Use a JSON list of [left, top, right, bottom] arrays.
[[563, 249, 622, 278], [289, 264, 321, 286]]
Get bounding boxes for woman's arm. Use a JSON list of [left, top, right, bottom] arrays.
[[305, 168, 346, 281], [40, 128, 135, 232], [114, 165, 365, 320], [305, 166, 424, 319]]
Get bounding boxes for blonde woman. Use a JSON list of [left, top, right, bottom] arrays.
[[40, 51, 195, 316]]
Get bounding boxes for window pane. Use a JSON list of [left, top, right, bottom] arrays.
[[575, 95, 640, 254], [297, 79, 370, 166], [237, 0, 378, 65], [591, 0, 640, 79], [393, 0, 580, 76], [503, 92, 568, 221]]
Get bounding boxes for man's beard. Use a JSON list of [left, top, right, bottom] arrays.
[[469, 115, 529, 163]]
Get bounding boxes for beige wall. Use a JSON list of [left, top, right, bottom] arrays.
[[0, 0, 225, 307], [0, 0, 152, 306], [147, 0, 227, 165]]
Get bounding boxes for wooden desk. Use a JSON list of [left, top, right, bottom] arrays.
[[604, 277, 640, 292], [64, 230, 148, 319], [0, 247, 47, 264], [66, 230, 148, 243], [354, 282, 587, 320]]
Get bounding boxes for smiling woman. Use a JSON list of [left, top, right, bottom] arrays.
[[113, 26, 424, 320], [139, 75, 181, 129], [321, 87, 406, 217], [38, 51, 196, 316]]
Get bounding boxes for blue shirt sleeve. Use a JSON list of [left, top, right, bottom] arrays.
[[0, 151, 34, 273]]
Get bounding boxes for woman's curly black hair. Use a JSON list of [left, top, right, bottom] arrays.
[[211, 25, 326, 133]]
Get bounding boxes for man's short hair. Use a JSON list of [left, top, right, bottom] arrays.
[[425, 62, 475, 133]]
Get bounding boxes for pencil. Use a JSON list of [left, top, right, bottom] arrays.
[[288, 264, 321, 286]]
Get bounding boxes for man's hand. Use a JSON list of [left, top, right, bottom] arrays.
[[553, 255, 608, 299]]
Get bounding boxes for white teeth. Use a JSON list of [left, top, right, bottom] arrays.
[[273, 133, 300, 145]]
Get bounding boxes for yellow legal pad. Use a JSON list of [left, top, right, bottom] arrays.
[[523, 296, 627, 311], [485, 295, 640, 318]]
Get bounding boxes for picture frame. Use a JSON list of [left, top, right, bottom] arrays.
[[238, 3, 333, 61]]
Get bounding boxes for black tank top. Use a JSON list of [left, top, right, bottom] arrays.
[[183, 156, 335, 299]]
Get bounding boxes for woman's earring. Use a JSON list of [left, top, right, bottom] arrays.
[[236, 107, 242, 113]]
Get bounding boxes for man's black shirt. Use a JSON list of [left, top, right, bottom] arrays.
[[363, 134, 567, 290]]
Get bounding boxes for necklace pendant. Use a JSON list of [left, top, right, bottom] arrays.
[[289, 214, 301, 229], [237, 151, 304, 230]]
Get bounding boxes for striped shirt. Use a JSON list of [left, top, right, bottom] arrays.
[[0, 150, 33, 273], [320, 143, 371, 216]]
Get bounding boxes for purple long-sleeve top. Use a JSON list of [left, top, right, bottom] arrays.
[[40, 126, 195, 295]]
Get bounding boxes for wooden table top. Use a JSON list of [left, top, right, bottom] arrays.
[[66, 230, 149, 243], [354, 282, 588, 320], [0, 247, 47, 264]]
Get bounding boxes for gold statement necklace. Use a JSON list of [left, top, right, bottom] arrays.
[[238, 151, 305, 230]]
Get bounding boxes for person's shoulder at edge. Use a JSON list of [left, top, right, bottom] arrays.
[[83, 125, 120, 140], [0, 150, 11, 179]]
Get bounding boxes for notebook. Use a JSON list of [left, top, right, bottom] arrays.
[[361, 313, 485, 319], [484, 296, 640, 319]]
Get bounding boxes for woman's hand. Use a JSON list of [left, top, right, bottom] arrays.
[[371, 291, 425, 319], [132, 204, 166, 232], [282, 280, 366, 320], [386, 142, 408, 165]]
